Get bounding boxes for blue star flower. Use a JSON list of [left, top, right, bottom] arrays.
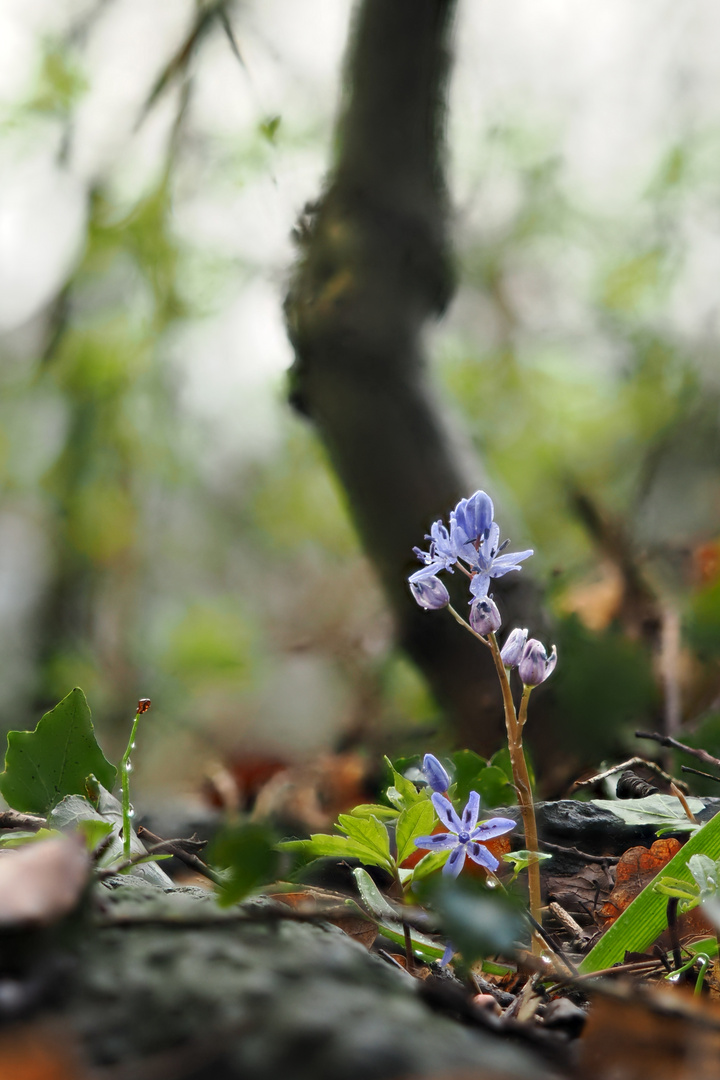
[[414, 792, 515, 877], [408, 491, 533, 605], [466, 522, 533, 600]]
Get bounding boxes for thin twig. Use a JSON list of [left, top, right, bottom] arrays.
[[0, 810, 46, 832], [635, 731, 720, 772], [137, 827, 223, 887], [574, 756, 690, 793], [525, 913, 578, 977], [539, 839, 619, 865], [681, 764, 720, 784], [548, 901, 589, 942]]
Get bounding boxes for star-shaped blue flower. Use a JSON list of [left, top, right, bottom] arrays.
[[466, 522, 533, 600], [414, 792, 515, 877]]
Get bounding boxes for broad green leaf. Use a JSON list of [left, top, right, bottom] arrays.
[[383, 757, 423, 810], [490, 747, 533, 791], [579, 808, 720, 973], [76, 818, 114, 851], [410, 849, 449, 883], [278, 833, 392, 870], [590, 794, 704, 830], [349, 803, 398, 822], [396, 800, 436, 866], [337, 814, 391, 865], [475, 765, 515, 809], [210, 822, 279, 906], [450, 750, 487, 805], [0, 689, 116, 814]]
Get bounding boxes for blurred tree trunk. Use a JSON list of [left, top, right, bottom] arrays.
[[285, 0, 548, 752]]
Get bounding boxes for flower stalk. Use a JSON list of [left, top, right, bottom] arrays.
[[488, 635, 543, 953], [120, 698, 151, 860]]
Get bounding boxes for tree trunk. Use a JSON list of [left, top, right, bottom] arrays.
[[285, 0, 548, 752]]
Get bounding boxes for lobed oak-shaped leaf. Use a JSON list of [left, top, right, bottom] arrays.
[[0, 689, 116, 815]]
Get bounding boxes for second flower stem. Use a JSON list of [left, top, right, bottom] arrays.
[[488, 633, 543, 954]]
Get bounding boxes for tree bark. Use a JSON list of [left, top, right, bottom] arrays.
[[285, 0, 548, 752]]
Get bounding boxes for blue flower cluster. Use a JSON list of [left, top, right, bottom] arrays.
[[409, 490, 556, 688], [409, 490, 532, 609]]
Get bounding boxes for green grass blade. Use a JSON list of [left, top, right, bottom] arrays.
[[579, 809, 720, 974]]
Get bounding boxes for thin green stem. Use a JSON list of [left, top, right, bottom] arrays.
[[121, 710, 141, 860]]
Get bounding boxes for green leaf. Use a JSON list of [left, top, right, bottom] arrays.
[[591, 794, 705, 831], [579, 808, 720, 973], [383, 757, 423, 810], [349, 803, 399, 822], [396, 800, 436, 866], [49, 790, 173, 887], [450, 750, 487, 805], [475, 765, 515, 809], [0, 828, 62, 847], [353, 867, 399, 921], [687, 854, 720, 901], [278, 833, 391, 870], [502, 850, 553, 877], [410, 849, 449, 883], [430, 877, 525, 965], [259, 114, 281, 143], [211, 822, 279, 907], [352, 868, 446, 962], [76, 818, 114, 851], [337, 814, 392, 866], [0, 689, 116, 814]]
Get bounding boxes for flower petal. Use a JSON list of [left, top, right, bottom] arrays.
[[431, 793, 463, 834], [471, 816, 516, 841], [467, 842, 499, 872], [469, 572, 491, 599], [439, 941, 456, 967], [442, 845, 467, 877], [489, 549, 534, 574], [413, 832, 457, 851], [461, 791, 481, 832]]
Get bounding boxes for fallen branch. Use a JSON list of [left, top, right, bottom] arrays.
[[635, 731, 720, 773]]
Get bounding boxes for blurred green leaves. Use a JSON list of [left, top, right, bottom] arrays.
[[211, 822, 279, 907]]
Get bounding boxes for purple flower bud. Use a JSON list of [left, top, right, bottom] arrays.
[[422, 753, 450, 793], [500, 628, 528, 668], [469, 596, 501, 635], [518, 638, 558, 687], [452, 490, 494, 545], [410, 576, 449, 610]]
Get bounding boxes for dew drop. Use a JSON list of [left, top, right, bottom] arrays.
[[486, 878, 497, 889], [125, 762, 133, 774], [130, 742, 136, 750], [127, 807, 135, 819]]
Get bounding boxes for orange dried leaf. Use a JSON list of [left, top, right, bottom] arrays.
[[599, 838, 681, 925]]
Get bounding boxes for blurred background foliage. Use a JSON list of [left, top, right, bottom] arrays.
[[1, 0, 720, 802]]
